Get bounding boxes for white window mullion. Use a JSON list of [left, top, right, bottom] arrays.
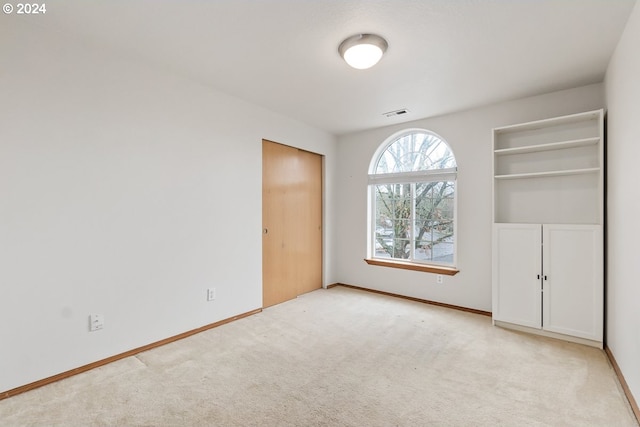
[[370, 185, 376, 258], [368, 168, 457, 185], [410, 183, 416, 261]]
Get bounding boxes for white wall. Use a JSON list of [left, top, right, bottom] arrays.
[[335, 84, 604, 312], [605, 0, 640, 406], [0, 20, 336, 392]]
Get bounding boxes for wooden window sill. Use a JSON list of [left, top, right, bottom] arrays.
[[364, 258, 459, 275]]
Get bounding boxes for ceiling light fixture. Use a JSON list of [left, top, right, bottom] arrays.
[[338, 34, 388, 70]]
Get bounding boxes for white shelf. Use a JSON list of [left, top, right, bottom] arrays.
[[494, 137, 600, 156], [495, 167, 600, 180], [494, 110, 601, 135]]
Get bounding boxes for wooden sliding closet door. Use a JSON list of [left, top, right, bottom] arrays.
[[262, 140, 322, 308]]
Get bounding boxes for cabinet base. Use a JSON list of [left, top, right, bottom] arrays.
[[493, 320, 603, 349]]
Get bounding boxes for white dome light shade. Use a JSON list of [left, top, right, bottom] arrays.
[[339, 34, 388, 70], [343, 44, 384, 69]]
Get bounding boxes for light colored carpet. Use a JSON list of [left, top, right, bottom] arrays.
[[0, 286, 637, 426]]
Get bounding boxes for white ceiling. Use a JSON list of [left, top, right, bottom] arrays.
[[18, 0, 637, 135]]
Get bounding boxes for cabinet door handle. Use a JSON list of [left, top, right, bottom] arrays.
[[544, 275, 548, 281], [537, 274, 541, 280]]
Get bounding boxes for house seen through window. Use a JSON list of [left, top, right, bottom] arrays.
[[369, 129, 457, 267]]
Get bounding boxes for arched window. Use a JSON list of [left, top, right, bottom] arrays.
[[368, 129, 457, 269]]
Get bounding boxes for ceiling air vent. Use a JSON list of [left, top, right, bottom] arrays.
[[383, 108, 409, 118]]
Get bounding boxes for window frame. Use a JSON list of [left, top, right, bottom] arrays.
[[366, 129, 459, 275]]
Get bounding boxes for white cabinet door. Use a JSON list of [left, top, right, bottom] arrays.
[[542, 224, 603, 341], [492, 224, 542, 328]]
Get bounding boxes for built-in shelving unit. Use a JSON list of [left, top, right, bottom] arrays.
[[491, 109, 604, 347], [492, 110, 603, 225]]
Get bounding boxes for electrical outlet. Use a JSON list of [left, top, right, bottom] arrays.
[[207, 287, 216, 301], [436, 274, 444, 284], [89, 314, 104, 332]]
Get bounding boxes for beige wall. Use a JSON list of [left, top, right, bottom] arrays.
[[605, 0, 640, 407]]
